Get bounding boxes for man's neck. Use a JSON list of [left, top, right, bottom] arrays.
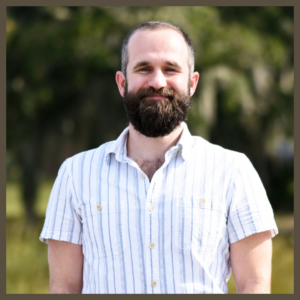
[[127, 122, 184, 164]]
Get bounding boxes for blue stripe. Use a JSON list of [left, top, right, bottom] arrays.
[[68, 193, 75, 243], [106, 156, 116, 293], [98, 145, 108, 293], [171, 151, 179, 293], [181, 159, 188, 293], [146, 180, 154, 294], [135, 169, 146, 293], [70, 156, 81, 246], [239, 161, 258, 231], [204, 152, 215, 261], [44, 162, 65, 236], [71, 158, 80, 205], [229, 216, 239, 241], [44, 177, 57, 236], [58, 176, 69, 240], [126, 164, 135, 293], [50, 166, 67, 238], [162, 165, 169, 293], [201, 143, 208, 293], [189, 151, 197, 294], [233, 182, 247, 238], [236, 206, 246, 237], [88, 150, 98, 292], [244, 159, 264, 226], [158, 182, 164, 293], [143, 177, 153, 294], [117, 161, 126, 293], [80, 152, 95, 293]]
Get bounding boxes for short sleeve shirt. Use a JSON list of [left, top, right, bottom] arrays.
[[40, 123, 278, 294]]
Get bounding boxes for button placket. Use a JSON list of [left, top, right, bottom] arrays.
[[145, 168, 164, 293]]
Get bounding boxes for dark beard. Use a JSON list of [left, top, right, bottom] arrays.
[[123, 84, 192, 137]]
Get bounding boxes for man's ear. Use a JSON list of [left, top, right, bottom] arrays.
[[116, 71, 126, 97], [189, 72, 200, 97]]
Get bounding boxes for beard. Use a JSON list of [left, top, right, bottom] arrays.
[[123, 82, 192, 137]]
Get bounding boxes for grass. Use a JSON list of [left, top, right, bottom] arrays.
[[6, 218, 49, 294], [6, 181, 294, 294]]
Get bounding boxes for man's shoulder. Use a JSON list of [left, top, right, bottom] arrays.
[[190, 135, 245, 159], [62, 140, 116, 170]]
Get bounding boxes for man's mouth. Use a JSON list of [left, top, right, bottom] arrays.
[[144, 94, 168, 100]]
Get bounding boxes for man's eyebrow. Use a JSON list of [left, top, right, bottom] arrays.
[[165, 61, 182, 69], [132, 61, 150, 70], [132, 60, 183, 70]]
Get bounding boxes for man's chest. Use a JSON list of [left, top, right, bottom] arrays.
[[76, 155, 229, 260]]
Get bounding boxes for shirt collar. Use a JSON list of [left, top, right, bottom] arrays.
[[176, 122, 193, 161], [104, 126, 129, 164], [104, 122, 193, 164]]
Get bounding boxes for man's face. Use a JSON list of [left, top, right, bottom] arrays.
[[116, 28, 199, 137]]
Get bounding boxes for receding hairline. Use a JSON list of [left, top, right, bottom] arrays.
[[129, 25, 187, 41], [126, 27, 190, 70]]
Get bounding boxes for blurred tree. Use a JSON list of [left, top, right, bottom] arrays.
[[6, 6, 293, 221], [7, 7, 129, 220]]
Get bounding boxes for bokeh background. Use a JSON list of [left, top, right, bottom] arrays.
[[6, 6, 294, 294]]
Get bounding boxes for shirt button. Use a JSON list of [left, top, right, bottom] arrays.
[[149, 205, 154, 211], [149, 243, 155, 249], [141, 173, 145, 179], [151, 281, 157, 287], [201, 198, 206, 204], [97, 204, 102, 210]]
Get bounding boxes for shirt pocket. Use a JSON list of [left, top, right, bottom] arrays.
[[174, 197, 223, 253], [81, 200, 127, 258]]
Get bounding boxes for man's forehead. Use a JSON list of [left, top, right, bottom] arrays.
[[127, 28, 189, 64]]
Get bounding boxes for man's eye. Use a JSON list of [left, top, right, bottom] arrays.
[[139, 68, 150, 72], [166, 68, 176, 72]]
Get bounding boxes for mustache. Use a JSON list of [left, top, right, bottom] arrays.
[[136, 87, 178, 101]]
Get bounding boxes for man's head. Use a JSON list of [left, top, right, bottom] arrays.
[[116, 21, 199, 137], [121, 21, 195, 78]]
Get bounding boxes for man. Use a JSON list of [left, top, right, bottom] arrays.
[[40, 21, 278, 294]]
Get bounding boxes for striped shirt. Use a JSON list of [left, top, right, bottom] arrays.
[[40, 122, 278, 294]]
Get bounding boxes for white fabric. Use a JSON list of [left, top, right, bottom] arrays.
[[40, 122, 278, 294]]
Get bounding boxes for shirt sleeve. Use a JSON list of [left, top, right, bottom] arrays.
[[39, 159, 82, 245], [227, 153, 278, 244]]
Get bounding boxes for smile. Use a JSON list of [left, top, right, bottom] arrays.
[[144, 95, 168, 100]]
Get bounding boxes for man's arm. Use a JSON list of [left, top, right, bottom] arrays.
[[48, 239, 83, 294], [230, 230, 272, 294]]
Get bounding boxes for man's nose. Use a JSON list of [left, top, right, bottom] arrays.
[[148, 70, 167, 90]]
